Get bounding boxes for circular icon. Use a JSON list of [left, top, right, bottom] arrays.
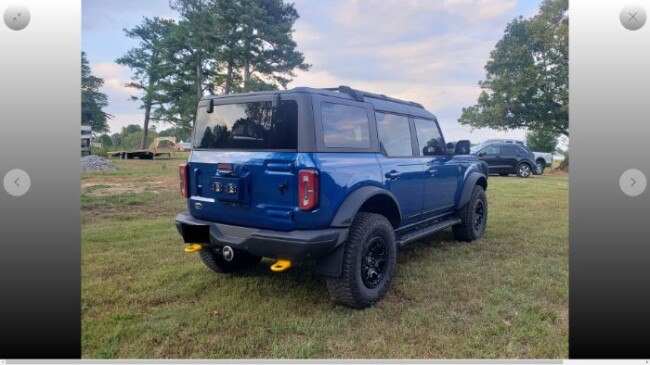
[[620, 5, 646, 31], [3, 169, 31, 197], [3, 5, 30, 31], [619, 169, 646, 197]]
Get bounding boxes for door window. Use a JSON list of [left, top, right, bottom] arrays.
[[482, 145, 500, 155], [376, 112, 413, 157], [413, 118, 445, 156]]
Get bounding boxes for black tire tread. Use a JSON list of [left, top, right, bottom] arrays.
[[453, 186, 488, 242], [326, 212, 396, 309]]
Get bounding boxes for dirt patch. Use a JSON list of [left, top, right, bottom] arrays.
[[83, 183, 151, 196], [83, 176, 178, 196]]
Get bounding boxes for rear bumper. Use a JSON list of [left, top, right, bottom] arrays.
[[175, 212, 348, 262]]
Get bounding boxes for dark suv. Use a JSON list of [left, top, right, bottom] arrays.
[[175, 86, 489, 308], [471, 142, 538, 178]]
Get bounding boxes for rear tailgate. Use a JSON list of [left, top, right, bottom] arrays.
[[187, 151, 298, 231], [186, 96, 302, 231]]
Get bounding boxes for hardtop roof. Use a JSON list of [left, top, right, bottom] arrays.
[[201, 86, 437, 121]]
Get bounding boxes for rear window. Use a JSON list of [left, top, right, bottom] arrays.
[[193, 100, 298, 150], [321, 102, 371, 149]]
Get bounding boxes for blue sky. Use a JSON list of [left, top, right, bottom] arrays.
[[82, 0, 545, 144]]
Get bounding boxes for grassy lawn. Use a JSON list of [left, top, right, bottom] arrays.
[[82, 157, 568, 359]]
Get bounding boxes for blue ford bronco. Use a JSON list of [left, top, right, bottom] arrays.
[[175, 86, 488, 309]]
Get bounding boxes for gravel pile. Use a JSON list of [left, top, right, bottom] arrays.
[[81, 155, 117, 172]]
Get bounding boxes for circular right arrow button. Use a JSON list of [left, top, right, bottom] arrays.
[[619, 169, 646, 197]]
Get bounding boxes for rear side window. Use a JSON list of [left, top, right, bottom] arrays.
[[413, 118, 445, 156], [321, 102, 371, 149], [193, 100, 298, 150], [502, 146, 519, 156], [376, 112, 413, 157]]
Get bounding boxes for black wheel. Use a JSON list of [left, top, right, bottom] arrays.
[[516, 163, 533, 178], [535, 159, 545, 175], [199, 246, 261, 273], [453, 185, 488, 242], [499, 173, 509, 177], [326, 212, 396, 309]]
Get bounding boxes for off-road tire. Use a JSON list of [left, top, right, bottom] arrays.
[[516, 163, 533, 178], [199, 246, 261, 273], [326, 213, 397, 309], [453, 185, 488, 242]]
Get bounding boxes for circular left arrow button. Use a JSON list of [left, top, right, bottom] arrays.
[[3, 169, 31, 197]]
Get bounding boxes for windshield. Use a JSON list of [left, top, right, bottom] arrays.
[[193, 100, 298, 150]]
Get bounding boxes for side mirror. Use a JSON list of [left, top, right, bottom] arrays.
[[454, 140, 471, 155], [478, 151, 486, 157]]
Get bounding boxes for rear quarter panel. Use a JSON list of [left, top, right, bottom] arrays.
[[295, 153, 383, 229]]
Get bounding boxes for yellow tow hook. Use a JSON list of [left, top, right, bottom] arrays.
[[184, 244, 203, 253], [270, 259, 292, 272]]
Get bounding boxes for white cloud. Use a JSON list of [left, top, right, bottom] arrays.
[[88, 0, 543, 145], [323, 0, 517, 45], [94, 62, 139, 99]]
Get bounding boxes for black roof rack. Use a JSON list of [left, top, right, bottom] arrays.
[[322, 85, 424, 109]]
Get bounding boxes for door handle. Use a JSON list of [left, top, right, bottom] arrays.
[[427, 167, 438, 176], [385, 170, 401, 180]]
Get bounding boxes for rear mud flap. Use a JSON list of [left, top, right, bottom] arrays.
[[314, 242, 346, 278]]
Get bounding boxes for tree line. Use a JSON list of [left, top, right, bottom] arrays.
[[83, 0, 568, 156], [82, 0, 309, 149], [460, 0, 568, 155]]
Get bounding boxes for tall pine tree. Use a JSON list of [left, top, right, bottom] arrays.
[[81, 52, 111, 133], [116, 17, 176, 149]]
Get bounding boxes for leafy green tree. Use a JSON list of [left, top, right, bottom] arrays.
[[163, 0, 310, 128], [526, 129, 558, 153], [97, 134, 113, 147], [116, 17, 177, 149], [110, 133, 122, 147], [229, 0, 310, 92], [81, 52, 112, 132], [164, 0, 221, 129], [459, 0, 568, 137]]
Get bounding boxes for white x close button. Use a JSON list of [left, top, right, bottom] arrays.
[[620, 5, 646, 31]]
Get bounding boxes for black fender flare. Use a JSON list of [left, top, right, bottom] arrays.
[[330, 186, 401, 228], [458, 172, 488, 209], [316, 186, 401, 277]]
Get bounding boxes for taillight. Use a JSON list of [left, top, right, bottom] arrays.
[[299, 170, 319, 211], [179, 164, 188, 198]]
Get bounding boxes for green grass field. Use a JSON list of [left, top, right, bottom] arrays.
[[82, 156, 568, 359]]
